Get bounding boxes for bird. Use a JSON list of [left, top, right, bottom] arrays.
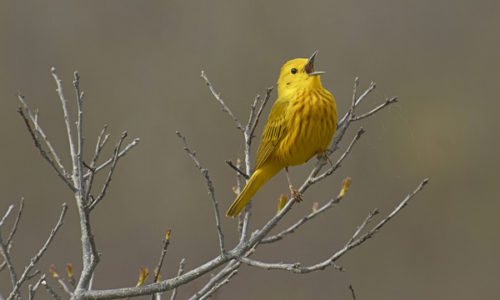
[[226, 50, 337, 218]]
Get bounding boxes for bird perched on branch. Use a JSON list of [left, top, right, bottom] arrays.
[[226, 51, 337, 217]]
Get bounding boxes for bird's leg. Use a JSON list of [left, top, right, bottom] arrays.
[[285, 167, 302, 202], [316, 149, 334, 168]]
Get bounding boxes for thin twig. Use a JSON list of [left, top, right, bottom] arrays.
[[347, 179, 429, 249], [83, 124, 109, 203], [338, 81, 376, 128], [350, 77, 360, 115], [225, 160, 249, 179], [201, 70, 243, 131], [190, 261, 240, 300], [307, 128, 365, 187], [28, 274, 46, 300], [55, 276, 74, 296], [83, 137, 140, 178], [17, 95, 68, 177], [88, 132, 127, 211], [352, 97, 398, 121], [308, 179, 430, 272], [26, 269, 41, 281], [0, 205, 18, 293], [346, 209, 379, 246], [240, 257, 343, 273], [7, 203, 68, 300], [17, 107, 76, 192], [198, 268, 238, 300], [262, 182, 348, 244], [151, 230, 172, 300], [51, 67, 78, 181], [6, 198, 24, 252], [41, 279, 63, 300], [177, 131, 225, 254], [74, 71, 85, 195], [349, 284, 357, 300], [246, 94, 260, 135], [0, 205, 14, 228], [249, 86, 273, 139], [169, 258, 185, 300]]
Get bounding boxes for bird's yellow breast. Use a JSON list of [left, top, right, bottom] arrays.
[[275, 87, 337, 166]]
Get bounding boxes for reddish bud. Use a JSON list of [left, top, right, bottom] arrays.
[[49, 264, 59, 278], [136, 267, 149, 287], [312, 202, 319, 212]]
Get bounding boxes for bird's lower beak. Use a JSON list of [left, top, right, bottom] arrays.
[[305, 50, 325, 76]]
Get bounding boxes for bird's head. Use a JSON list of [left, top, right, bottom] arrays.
[[277, 50, 325, 95]]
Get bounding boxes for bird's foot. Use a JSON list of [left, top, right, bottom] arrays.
[[289, 185, 302, 202]]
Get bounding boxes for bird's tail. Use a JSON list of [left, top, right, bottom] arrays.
[[226, 162, 282, 218]]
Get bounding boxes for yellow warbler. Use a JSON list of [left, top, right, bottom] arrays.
[[226, 51, 337, 217]]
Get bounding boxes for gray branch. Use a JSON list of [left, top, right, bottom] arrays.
[[17, 95, 69, 178], [7, 203, 68, 300], [200, 70, 243, 131], [262, 180, 348, 243], [88, 132, 128, 211], [83, 137, 140, 178], [176, 131, 225, 254], [169, 258, 185, 300], [189, 261, 240, 300], [0, 205, 18, 294]]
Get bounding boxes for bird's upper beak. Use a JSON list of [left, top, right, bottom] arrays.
[[305, 50, 325, 76]]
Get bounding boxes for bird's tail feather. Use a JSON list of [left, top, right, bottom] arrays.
[[226, 162, 282, 217]]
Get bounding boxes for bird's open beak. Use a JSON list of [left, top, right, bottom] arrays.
[[305, 50, 325, 76]]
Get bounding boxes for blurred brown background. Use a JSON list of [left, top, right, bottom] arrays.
[[1, 0, 499, 299]]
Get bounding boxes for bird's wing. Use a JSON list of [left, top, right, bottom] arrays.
[[254, 97, 289, 170]]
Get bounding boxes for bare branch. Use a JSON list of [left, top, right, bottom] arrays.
[[352, 97, 398, 121], [225, 160, 249, 179], [338, 81, 376, 128], [169, 258, 185, 300], [346, 209, 379, 246], [88, 132, 128, 211], [26, 270, 41, 281], [0, 205, 18, 292], [17, 107, 76, 192], [17, 94, 68, 177], [249, 86, 273, 139], [84, 137, 140, 178], [303, 179, 430, 272], [240, 257, 343, 274], [177, 131, 225, 254], [41, 279, 63, 300], [6, 198, 24, 251], [0, 205, 14, 228], [28, 274, 46, 300], [151, 230, 172, 300], [350, 77, 360, 115], [311, 128, 365, 185], [55, 276, 74, 296], [51, 67, 78, 181], [262, 178, 349, 244], [190, 261, 240, 300], [200, 70, 243, 131], [83, 125, 109, 202], [246, 94, 260, 135], [347, 179, 429, 249], [198, 267, 238, 300], [7, 203, 68, 300], [349, 284, 357, 300], [73, 72, 85, 170]]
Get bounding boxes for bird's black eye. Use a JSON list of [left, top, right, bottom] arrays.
[[291, 68, 297, 74]]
